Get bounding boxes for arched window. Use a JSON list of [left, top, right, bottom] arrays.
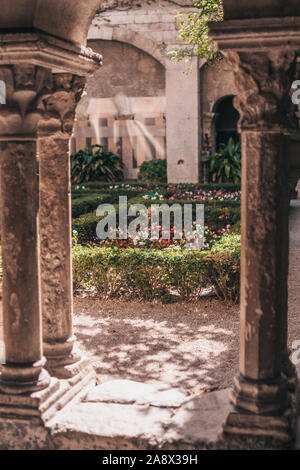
[[214, 95, 239, 150], [0, 80, 6, 104]]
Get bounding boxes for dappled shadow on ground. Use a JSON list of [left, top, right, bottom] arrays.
[[73, 297, 240, 393]]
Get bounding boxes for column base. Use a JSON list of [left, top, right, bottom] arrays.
[[222, 405, 295, 444], [0, 358, 51, 394], [0, 371, 97, 449], [231, 375, 289, 415], [44, 339, 93, 380], [0, 370, 96, 424], [221, 375, 296, 445]]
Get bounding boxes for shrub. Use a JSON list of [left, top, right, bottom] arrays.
[[72, 212, 101, 244], [73, 234, 240, 303], [72, 193, 112, 219], [138, 159, 167, 184], [230, 220, 241, 235], [71, 145, 124, 184], [209, 138, 241, 184]]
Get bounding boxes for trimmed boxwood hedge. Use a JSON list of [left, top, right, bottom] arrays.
[[72, 193, 113, 219], [72, 212, 104, 244], [72, 234, 240, 303]]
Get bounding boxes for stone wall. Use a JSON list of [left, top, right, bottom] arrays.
[[86, 40, 165, 98], [97, 0, 194, 14], [73, 39, 167, 180], [88, 4, 187, 65], [72, 3, 237, 183], [201, 58, 237, 152]]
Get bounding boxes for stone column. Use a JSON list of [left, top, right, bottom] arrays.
[[222, 50, 297, 442], [0, 65, 52, 394], [38, 74, 91, 379], [166, 51, 201, 184]]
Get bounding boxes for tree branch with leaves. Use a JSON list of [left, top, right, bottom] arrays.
[[170, 0, 223, 63]]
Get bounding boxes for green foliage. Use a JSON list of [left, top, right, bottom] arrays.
[[209, 138, 241, 184], [230, 220, 241, 235], [169, 0, 223, 63], [72, 212, 102, 244], [211, 233, 240, 257], [71, 145, 124, 184], [72, 193, 113, 219], [73, 234, 240, 303], [138, 159, 167, 184], [205, 204, 240, 230]]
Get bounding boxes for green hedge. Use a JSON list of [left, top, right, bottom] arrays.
[[72, 189, 148, 200], [73, 234, 240, 303], [138, 159, 167, 184], [72, 193, 114, 219], [72, 211, 103, 244]]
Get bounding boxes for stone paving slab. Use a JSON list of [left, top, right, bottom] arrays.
[[84, 379, 189, 408], [162, 389, 230, 448], [46, 381, 231, 450], [49, 401, 173, 449]]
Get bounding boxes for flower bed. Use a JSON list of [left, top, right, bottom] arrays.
[[72, 203, 240, 245], [168, 188, 241, 202], [71, 183, 241, 303]]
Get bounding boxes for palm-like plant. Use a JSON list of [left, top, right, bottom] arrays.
[[209, 138, 241, 184], [71, 145, 124, 184]]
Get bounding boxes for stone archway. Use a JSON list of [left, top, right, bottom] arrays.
[[213, 95, 240, 149], [89, 7, 202, 183], [74, 39, 166, 180], [89, 24, 166, 66]]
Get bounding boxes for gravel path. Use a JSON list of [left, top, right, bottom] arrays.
[[74, 297, 240, 394]]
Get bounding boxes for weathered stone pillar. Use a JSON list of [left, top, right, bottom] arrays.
[[166, 50, 201, 184], [222, 50, 297, 442], [38, 74, 92, 379], [0, 65, 52, 394]]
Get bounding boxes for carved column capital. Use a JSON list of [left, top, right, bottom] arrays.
[[224, 50, 298, 132], [0, 64, 52, 139], [38, 74, 86, 138]]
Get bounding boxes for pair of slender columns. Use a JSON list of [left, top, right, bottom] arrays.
[[0, 65, 86, 394]]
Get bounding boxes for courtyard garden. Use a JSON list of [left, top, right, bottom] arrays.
[[71, 180, 241, 304], [70, 173, 243, 393]]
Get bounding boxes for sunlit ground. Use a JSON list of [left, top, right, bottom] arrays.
[[73, 297, 240, 393]]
